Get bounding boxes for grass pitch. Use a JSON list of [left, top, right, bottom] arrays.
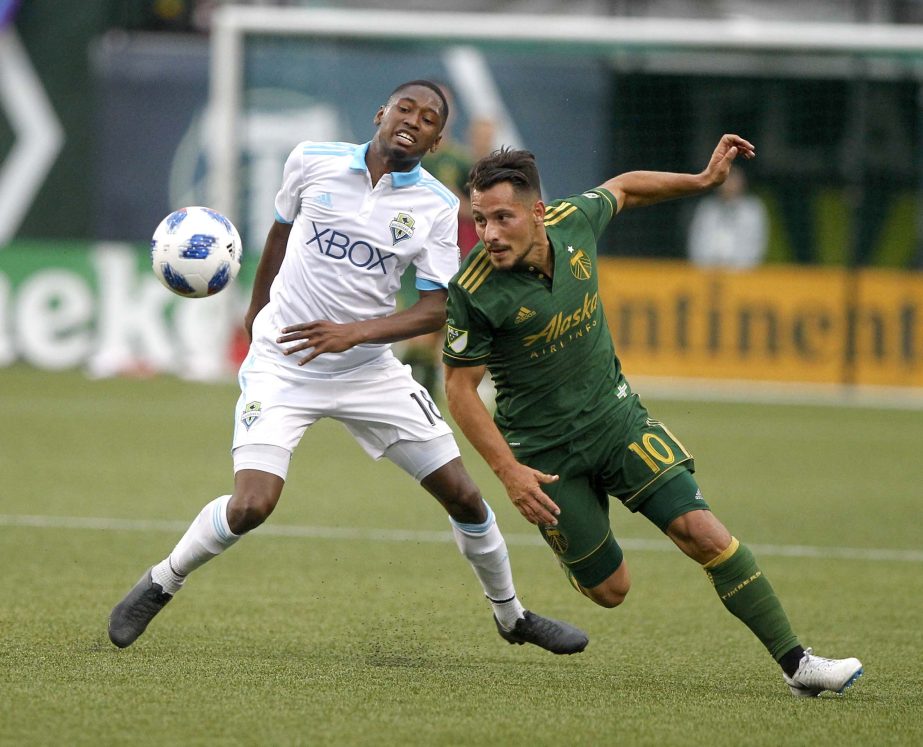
[[1, 366, 921, 746]]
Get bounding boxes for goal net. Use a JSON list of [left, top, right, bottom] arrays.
[[208, 6, 923, 269]]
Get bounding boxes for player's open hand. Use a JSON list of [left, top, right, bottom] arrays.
[[703, 134, 756, 187], [497, 461, 561, 526], [278, 320, 363, 365]]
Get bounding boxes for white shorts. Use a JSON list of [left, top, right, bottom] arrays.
[[232, 351, 458, 478]]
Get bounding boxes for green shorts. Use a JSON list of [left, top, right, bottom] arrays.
[[528, 397, 708, 588]]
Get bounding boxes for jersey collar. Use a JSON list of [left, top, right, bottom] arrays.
[[349, 142, 423, 187]]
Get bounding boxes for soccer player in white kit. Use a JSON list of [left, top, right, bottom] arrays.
[[109, 80, 588, 655]]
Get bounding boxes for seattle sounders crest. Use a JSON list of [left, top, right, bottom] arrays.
[[389, 212, 415, 245]]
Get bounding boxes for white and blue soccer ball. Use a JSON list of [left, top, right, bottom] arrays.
[[151, 206, 242, 298]]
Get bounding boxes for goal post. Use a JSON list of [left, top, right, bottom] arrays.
[[207, 5, 923, 266]]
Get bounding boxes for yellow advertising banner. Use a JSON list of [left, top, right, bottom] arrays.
[[597, 259, 923, 388], [854, 270, 923, 387]]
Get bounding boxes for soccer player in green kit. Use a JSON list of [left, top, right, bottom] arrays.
[[442, 135, 863, 697]]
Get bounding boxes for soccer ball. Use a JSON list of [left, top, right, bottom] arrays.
[[151, 206, 242, 298]]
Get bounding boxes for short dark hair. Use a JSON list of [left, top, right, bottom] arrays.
[[388, 80, 449, 129], [468, 147, 542, 199]]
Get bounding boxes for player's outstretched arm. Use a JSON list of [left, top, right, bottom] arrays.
[[244, 220, 292, 341], [602, 133, 756, 213], [444, 364, 561, 527], [278, 289, 448, 366]]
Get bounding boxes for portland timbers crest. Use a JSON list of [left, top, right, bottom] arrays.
[[241, 401, 262, 429], [569, 249, 592, 280], [389, 212, 415, 245], [541, 524, 569, 556]]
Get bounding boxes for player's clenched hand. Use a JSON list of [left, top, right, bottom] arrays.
[[278, 320, 364, 365], [497, 461, 561, 526]]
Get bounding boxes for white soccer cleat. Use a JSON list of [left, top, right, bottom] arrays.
[[782, 648, 863, 697]]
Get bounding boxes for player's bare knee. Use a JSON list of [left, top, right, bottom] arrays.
[[585, 565, 631, 608], [444, 482, 486, 524], [228, 467, 284, 533], [588, 583, 629, 609], [422, 462, 486, 524], [227, 491, 277, 533]]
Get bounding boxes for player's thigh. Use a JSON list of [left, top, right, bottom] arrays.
[[336, 357, 454, 460], [637, 469, 712, 534], [528, 449, 623, 589], [598, 403, 695, 513], [232, 358, 319, 454], [233, 443, 293, 483], [385, 434, 461, 484]]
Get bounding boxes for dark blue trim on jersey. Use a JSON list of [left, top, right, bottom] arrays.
[[415, 277, 447, 291], [349, 142, 422, 187]]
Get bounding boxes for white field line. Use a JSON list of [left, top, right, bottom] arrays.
[[2, 514, 922, 564], [632, 375, 923, 411]]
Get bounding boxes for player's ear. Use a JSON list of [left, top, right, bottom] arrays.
[[429, 133, 443, 153], [533, 200, 546, 224], [373, 106, 385, 126]]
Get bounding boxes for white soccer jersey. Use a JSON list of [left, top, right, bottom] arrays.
[[255, 140, 460, 374]]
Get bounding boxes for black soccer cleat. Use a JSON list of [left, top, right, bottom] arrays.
[[108, 568, 173, 648], [495, 610, 589, 655]]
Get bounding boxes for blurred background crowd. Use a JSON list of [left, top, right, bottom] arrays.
[[3, 0, 923, 391]]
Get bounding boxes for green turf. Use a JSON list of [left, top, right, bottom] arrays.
[[1, 366, 921, 746]]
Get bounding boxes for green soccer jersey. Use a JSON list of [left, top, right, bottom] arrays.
[[444, 187, 627, 455]]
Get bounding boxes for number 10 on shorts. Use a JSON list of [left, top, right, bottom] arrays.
[[628, 433, 677, 474], [410, 389, 444, 426]]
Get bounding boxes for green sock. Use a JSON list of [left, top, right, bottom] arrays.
[[704, 538, 801, 662]]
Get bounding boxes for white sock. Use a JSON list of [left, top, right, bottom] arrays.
[[150, 556, 185, 595], [151, 495, 240, 594], [450, 501, 525, 630]]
